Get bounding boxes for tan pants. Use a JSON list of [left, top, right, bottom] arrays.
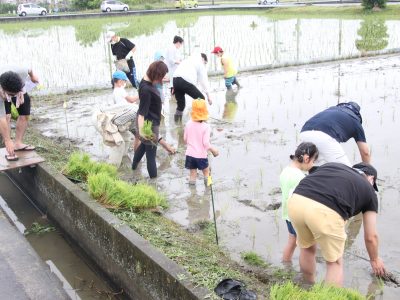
[[288, 194, 347, 262]]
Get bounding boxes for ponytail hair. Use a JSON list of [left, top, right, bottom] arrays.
[[290, 142, 319, 163]]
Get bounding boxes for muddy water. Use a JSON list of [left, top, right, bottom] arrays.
[[0, 173, 124, 299], [0, 13, 400, 93], [32, 54, 400, 298]]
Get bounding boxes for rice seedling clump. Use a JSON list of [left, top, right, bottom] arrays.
[[141, 120, 154, 140], [63, 152, 117, 181], [270, 281, 365, 300]]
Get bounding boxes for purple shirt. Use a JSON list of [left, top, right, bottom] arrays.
[[184, 120, 212, 158]]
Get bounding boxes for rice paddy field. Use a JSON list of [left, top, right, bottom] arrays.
[[2, 8, 400, 299]]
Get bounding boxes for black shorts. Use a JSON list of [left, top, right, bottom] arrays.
[[4, 93, 31, 116], [185, 155, 209, 170]]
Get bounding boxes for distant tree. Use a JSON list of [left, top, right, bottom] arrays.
[[362, 0, 386, 10], [356, 19, 388, 52]]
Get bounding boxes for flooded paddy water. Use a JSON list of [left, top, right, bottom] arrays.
[[2, 10, 400, 299]]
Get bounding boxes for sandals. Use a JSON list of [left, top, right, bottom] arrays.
[[15, 145, 36, 151], [5, 154, 19, 161]]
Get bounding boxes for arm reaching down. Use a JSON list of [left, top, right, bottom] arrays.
[[357, 141, 371, 164], [363, 211, 386, 276]]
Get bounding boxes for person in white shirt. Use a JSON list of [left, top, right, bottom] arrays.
[[165, 35, 184, 93], [172, 53, 212, 123]]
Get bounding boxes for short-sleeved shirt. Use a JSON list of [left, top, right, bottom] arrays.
[[137, 79, 161, 126], [301, 106, 366, 143], [280, 166, 305, 221], [111, 38, 135, 60], [293, 162, 378, 220]]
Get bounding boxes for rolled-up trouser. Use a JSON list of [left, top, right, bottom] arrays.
[[299, 130, 351, 166], [173, 77, 205, 114]]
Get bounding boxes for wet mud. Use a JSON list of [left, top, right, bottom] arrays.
[[30, 54, 400, 299]]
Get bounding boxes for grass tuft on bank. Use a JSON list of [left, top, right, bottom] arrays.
[[270, 281, 365, 299]]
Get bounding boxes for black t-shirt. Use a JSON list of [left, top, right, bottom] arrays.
[[294, 162, 378, 220], [111, 38, 135, 60], [137, 79, 161, 126], [301, 106, 366, 143]]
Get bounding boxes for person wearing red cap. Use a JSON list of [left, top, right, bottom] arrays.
[[211, 46, 240, 90]]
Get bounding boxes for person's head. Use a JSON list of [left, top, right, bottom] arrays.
[[191, 99, 209, 122], [211, 46, 224, 57], [337, 101, 362, 123], [112, 71, 129, 88], [106, 31, 118, 44], [290, 142, 319, 171], [154, 51, 165, 62], [173, 35, 184, 48], [201, 53, 208, 65], [146, 61, 168, 84], [0, 71, 24, 96], [352, 162, 378, 191]]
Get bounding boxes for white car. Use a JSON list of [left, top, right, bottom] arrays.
[[17, 3, 47, 16], [101, 1, 129, 12], [258, 0, 279, 4]]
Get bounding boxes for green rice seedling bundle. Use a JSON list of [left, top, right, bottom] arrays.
[[141, 120, 154, 140], [88, 172, 115, 206], [11, 103, 19, 120], [63, 152, 117, 181], [270, 281, 365, 300], [88, 173, 167, 209], [241, 251, 268, 267]]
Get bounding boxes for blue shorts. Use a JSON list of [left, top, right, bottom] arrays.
[[224, 76, 235, 89], [286, 220, 297, 236], [185, 155, 209, 170]]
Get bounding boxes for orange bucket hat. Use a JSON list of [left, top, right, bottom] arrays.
[[191, 99, 209, 121]]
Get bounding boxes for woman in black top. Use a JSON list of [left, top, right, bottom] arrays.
[[131, 61, 169, 178]]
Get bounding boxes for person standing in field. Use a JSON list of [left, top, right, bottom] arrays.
[[165, 35, 184, 94], [184, 99, 218, 185], [106, 31, 139, 89], [211, 46, 240, 90], [280, 142, 319, 262]]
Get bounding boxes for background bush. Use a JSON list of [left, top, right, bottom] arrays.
[[0, 3, 16, 14], [362, 0, 386, 9]]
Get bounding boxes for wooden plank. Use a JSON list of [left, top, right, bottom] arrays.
[[0, 148, 45, 171]]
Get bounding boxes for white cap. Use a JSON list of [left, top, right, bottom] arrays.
[[106, 31, 116, 42]]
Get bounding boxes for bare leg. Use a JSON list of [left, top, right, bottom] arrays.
[[189, 169, 197, 184], [201, 166, 210, 178], [299, 244, 317, 284], [283, 233, 297, 262], [325, 257, 344, 286], [14, 115, 29, 148]]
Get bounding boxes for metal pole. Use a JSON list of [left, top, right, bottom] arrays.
[[208, 175, 219, 245]]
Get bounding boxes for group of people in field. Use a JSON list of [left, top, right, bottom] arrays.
[[0, 29, 386, 289]]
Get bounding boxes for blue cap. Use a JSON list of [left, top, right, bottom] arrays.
[[112, 70, 128, 81]]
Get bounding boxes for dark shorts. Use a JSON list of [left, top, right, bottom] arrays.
[[286, 220, 297, 236], [4, 93, 31, 116], [185, 155, 209, 170]]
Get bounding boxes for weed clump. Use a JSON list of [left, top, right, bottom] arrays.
[[270, 281, 365, 300], [241, 251, 269, 267], [63, 152, 117, 181]]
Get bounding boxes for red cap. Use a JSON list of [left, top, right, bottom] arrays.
[[211, 46, 223, 54]]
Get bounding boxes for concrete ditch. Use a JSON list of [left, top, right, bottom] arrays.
[[6, 163, 209, 300]]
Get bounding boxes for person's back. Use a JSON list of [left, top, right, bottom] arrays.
[[294, 162, 378, 220], [184, 120, 210, 158], [301, 106, 365, 143]]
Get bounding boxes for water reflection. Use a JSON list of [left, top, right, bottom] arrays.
[[356, 18, 389, 52], [1, 13, 400, 93]]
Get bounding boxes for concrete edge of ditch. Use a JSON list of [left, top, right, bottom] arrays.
[[6, 163, 210, 300]]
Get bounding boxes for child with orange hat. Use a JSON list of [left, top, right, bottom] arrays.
[[184, 99, 219, 185]]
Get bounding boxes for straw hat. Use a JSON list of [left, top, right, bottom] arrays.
[[191, 99, 209, 121]]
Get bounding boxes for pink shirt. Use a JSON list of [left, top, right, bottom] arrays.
[[184, 120, 212, 158]]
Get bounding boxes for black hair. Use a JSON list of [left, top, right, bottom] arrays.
[[290, 142, 319, 163], [201, 53, 208, 63], [0, 71, 24, 94], [173, 35, 184, 44]]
